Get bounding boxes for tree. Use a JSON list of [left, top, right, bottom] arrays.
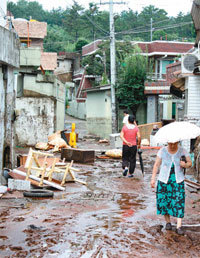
[[75, 38, 89, 52], [116, 47, 150, 116], [43, 25, 74, 52], [63, 1, 84, 41], [81, 40, 134, 84], [7, 0, 46, 21], [45, 7, 65, 26], [152, 30, 167, 40], [7, 1, 196, 52]]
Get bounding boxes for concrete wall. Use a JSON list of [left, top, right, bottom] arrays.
[[20, 47, 41, 66], [0, 26, 20, 68], [67, 100, 86, 120], [15, 73, 65, 145], [0, 25, 20, 183], [23, 73, 65, 131], [56, 59, 72, 73], [0, 67, 17, 183], [147, 95, 158, 123], [86, 90, 112, 139], [15, 97, 55, 146]]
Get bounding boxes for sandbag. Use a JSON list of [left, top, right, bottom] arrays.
[[105, 149, 122, 158], [141, 139, 150, 146], [48, 137, 68, 149], [35, 142, 49, 150], [48, 131, 61, 142]]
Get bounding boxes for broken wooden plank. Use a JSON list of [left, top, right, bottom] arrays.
[[13, 169, 65, 191], [185, 179, 200, 190], [61, 148, 95, 163]]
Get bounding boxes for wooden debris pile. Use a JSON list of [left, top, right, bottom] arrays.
[[35, 130, 70, 152], [10, 148, 86, 191]]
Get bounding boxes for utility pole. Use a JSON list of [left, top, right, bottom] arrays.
[[99, 0, 125, 133], [150, 18, 153, 42], [109, 0, 117, 133]]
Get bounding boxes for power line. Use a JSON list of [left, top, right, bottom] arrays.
[[84, 13, 109, 35], [115, 21, 193, 36]]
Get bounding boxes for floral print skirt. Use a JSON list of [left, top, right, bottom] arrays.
[[156, 168, 185, 218]]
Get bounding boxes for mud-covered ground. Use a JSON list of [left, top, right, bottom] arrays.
[[1, 116, 200, 257]]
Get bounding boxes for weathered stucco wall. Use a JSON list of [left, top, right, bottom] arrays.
[[67, 100, 86, 120], [20, 47, 41, 66], [0, 69, 5, 183], [19, 74, 65, 132], [0, 25, 19, 183], [147, 95, 158, 123], [15, 98, 55, 146], [0, 26, 20, 68], [0, 67, 17, 183], [86, 90, 112, 139]]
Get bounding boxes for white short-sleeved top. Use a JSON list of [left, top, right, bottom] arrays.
[[123, 115, 129, 125], [157, 146, 189, 184]]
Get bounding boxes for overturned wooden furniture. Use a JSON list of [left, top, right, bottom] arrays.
[[24, 148, 86, 187], [61, 148, 95, 163]]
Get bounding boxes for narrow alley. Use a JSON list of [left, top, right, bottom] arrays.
[[0, 116, 200, 258]]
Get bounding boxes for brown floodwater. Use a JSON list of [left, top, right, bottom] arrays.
[[0, 150, 200, 257]]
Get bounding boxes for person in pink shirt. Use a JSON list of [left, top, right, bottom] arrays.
[[120, 115, 141, 177]]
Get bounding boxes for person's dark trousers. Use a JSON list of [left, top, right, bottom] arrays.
[[122, 145, 137, 175]]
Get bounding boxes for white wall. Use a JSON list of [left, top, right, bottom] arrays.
[[187, 76, 200, 119], [0, 0, 7, 27], [86, 90, 112, 139]]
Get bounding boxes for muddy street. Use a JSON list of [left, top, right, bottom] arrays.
[[0, 143, 200, 257]]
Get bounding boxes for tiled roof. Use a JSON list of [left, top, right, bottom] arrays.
[[58, 52, 80, 59], [40, 52, 57, 71], [137, 41, 194, 54], [12, 20, 47, 39]]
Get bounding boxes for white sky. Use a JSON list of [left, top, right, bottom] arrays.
[[10, 0, 193, 17]]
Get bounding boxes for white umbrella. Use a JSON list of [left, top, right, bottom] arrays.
[[154, 121, 200, 144]]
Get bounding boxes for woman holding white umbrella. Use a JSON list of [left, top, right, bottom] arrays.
[[150, 121, 200, 235]]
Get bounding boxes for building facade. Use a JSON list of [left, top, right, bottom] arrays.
[[0, 25, 20, 183]]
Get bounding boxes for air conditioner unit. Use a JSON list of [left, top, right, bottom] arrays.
[[181, 52, 200, 74]]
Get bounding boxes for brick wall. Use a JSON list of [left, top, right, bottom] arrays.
[[82, 40, 102, 56]]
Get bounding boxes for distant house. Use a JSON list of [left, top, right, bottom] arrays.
[[85, 85, 112, 138], [82, 39, 193, 125], [8, 19, 65, 146], [11, 19, 47, 50], [167, 0, 200, 152], [141, 41, 194, 123], [56, 49, 101, 120]]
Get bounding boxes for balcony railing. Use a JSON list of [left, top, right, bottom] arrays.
[[147, 73, 166, 81]]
